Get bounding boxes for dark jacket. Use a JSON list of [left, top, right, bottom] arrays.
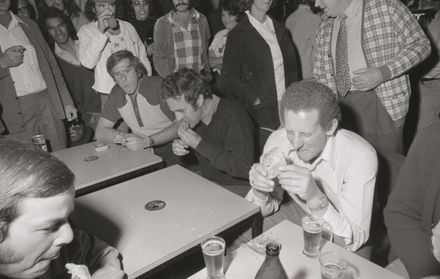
[[219, 15, 299, 130]]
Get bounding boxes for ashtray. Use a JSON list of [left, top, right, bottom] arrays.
[[94, 143, 109, 152]]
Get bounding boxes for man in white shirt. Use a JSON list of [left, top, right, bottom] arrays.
[[247, 80, 378, 253]]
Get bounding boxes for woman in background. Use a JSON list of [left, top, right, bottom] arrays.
[[127, 0, 157, 73], [220, 0, 299, 155]]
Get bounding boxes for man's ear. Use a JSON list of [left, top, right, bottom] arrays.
[[325, 119, 338, 136], [0, 220, 8, 242], [196, 94, 204, 109]]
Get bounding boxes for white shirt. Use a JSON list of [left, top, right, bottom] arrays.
[[246, 11, 285, 101], [246, 128, 378, 251], [77, 20, 152, 94], [0, 13, 46, 96], [54, 40, 80, 66], [424, 10, 440, 79], [331, 0, 367, 90]]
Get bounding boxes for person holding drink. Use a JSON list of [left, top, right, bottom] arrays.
[[246, 81, 378, 255]]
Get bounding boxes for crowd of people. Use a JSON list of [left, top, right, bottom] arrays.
[[1, 0, 440, 278]]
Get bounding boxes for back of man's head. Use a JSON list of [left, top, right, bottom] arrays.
[[281, 80, 341, 129], [161, 68, 212, 109], [0, 138, 74, 239]]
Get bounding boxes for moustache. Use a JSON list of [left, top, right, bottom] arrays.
[[176, 3, 188, 7]]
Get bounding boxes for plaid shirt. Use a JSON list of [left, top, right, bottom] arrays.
[[169, 9, 203, 72], [313, 0, 431, 121]]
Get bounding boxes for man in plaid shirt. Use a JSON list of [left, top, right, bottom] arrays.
[[313, 0, 431, 154], [153, 0, 211, 79]]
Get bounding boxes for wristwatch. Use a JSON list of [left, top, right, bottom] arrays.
[[307, 193, 329, 212]]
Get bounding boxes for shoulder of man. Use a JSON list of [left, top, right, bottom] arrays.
[[138, 76, 164, 105]]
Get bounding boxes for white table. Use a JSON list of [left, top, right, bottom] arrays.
[[189, 220, 404, 279], [52, 142, 162, 195], [71, 165, 261, 278]]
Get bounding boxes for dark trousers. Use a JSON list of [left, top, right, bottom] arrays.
[[339, 90, 404, 154]]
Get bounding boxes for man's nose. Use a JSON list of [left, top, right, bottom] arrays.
[[291, 136, 304, 151], [54, 222, 74, 247]]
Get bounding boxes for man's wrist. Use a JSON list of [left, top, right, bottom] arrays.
[[144, 136, 155, 148], [253, 188, 269, 201]]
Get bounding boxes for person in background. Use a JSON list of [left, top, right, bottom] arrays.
[[0, 0, 77, 151], [313, 0, 431, 154], [41, 7, 101, 144], [208, 0, 245, 75], [220, 0, 299, 155], [127, 0, 157, 74], [385, 122, 440, 279], [0, 138, 125, 279], [10, 0, 36, 20], [248, 81, 377, 254], [79, 0, 151, 108], [96, 50, 180, 164], [416, 4, 440, 132], [162, 68, 255, 197], [285, 0, 321, 80], [37, 0, 89, 31], [153, 0, 211, 79]]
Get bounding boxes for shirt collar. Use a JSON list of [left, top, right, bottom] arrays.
[[167, 8, 200, 24], [245, 10, 274, 32], [343, 0, 362, 20], [54, 40, 80, 66], [6, 12, 28, 30], [286, 131, 337, 171], [201, 95, 220, 125]]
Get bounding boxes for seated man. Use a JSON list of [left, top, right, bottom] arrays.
[[247, 81, 378, 252], [0, 138, 124, 279], [385, 122, 440, 279], [95, 50, 179, 164], [162, 68, 255, 197]]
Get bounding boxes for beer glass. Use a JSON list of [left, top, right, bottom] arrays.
[[302, 215, 324, 257], [319, 252, 348, 279], [201, 236, 225, 279]]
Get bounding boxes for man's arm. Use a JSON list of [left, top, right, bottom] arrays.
[[384, 126, 440, 279], [77, 24, 109, 69], [194, 115, 254, 179], [65, 229, 124, 279], [382, 0, 431, 80], [219, 31, 261, 105]]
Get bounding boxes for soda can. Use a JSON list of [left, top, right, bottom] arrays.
[[32, 135, 48, 152]]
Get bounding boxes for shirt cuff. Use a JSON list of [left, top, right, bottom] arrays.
[[323, 205, 353, 245]]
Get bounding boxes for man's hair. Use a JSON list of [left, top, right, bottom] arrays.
[[10, 0, 37, 20], [36, 0, 82, 18], [84, 0, 122, 21], [0, 138, 74, 231], [280, 81, 341, 129], [40, 7, 78, 50], [161, 68, 212, 109], [220, 0, 247, 21], [106, 50, 148, 78]]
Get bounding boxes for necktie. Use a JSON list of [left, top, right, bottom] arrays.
[[335, 14, 351, 96]]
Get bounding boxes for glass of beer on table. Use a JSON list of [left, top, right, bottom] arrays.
[[201, 236, 225, 279]]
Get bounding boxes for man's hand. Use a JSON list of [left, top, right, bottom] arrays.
[[277, 164, 318, 201], [172, 139, 189, 156], [64, 105, 78, 121], [97, 11, 112, 33], [249, 163, 276, 194], [124, 134, 149, 151], [177, 126, 202, 149], [0, 46, 25, 69], [351, 67, 384, 91]]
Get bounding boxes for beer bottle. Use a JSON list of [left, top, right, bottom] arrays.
[[255, 242, 288, 279]]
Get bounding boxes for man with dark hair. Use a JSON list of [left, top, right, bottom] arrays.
[[96, 50, 180, 164], [162, 68, 255, 196], [248, 80, 378, 252], [42, 7, 101, 142], [313, 0, 431, 154], [0, 0, 78, 151], [153, 0, 211, 78], [0, 138, 124, 279]]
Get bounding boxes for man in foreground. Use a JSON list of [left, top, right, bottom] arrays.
[[247, 81, 378, 252], [0, 138, 124, 278]]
